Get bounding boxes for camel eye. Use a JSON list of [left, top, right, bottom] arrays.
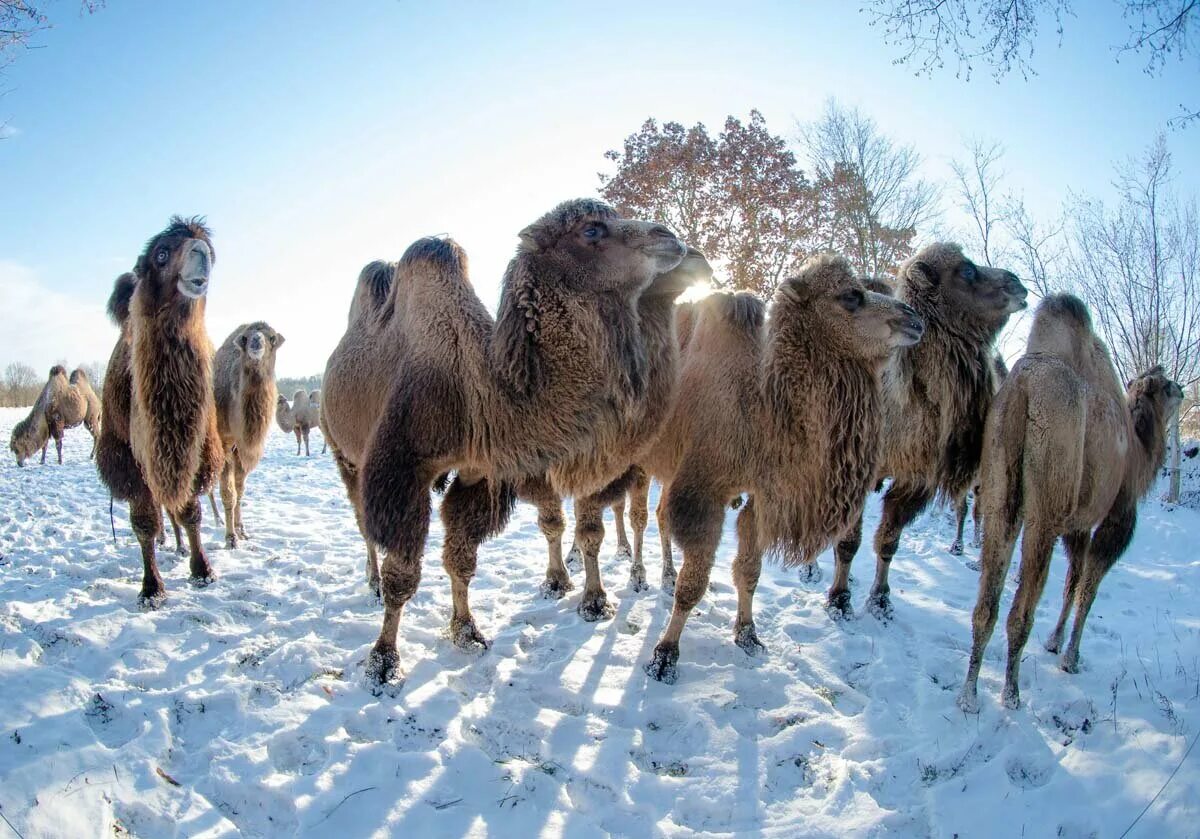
[[581, 223, 606, 241], [155, 248, 169, 266], [839, 289, 865, 312], [960, 262, 977, 282]]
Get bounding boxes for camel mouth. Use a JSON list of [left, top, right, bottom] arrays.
[[893, 320, 925, 347], [177, 277, 209, 299]]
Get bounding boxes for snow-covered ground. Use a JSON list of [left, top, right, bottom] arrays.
[[1, 405, 1198, 839]]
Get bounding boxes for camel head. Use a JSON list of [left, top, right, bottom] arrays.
[[644, 246, 714, 300], [514, 198, 686, 296], [133, 216, 215, 309], [234, 321, 284, 367], [1128, 365, 1185, 434], [778, 254, 925, 363], [900, 243, 1027, 329], [49, 365, 67, 380]]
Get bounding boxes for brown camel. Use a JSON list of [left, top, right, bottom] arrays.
[[347, 199, 685, 683], [827, 243, 1027, 619], [9, 365, 101, 465], [213, 321, 285, 548], [641, 255, 925, 682], [957, 296, 1183, 712], [949, 353, 1010, 556], [530, 247, 712, 620], [95, 220, 224, 605]]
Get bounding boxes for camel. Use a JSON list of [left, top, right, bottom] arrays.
[[827, 243, 1027, 619], [949, 353, 1009, 556], [530, 247, 712, 620], [95, 221, 224, 605], [338, 199, 685, 683], [957, 296, 1183, 712], [304, 389, 326, 454], [8, 365, 101, 465], [213, 321, 285, 548], [639, 255, 925, 682]]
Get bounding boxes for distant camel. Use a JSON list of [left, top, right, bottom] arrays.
[[8, 365, 101, 465]]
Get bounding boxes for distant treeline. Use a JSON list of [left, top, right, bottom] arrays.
[[276, 375, 323, 397], [1, 361, 105, 408]]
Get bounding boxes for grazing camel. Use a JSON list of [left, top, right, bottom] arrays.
[[641, 255, 925, 682], [949, 353, 1009, 556], [213, 321, 285, 548], [957, 296, 1183, 712], [827, 243, 1027, 619], [532, 247, 712, 619], [347, 199, 685, 683], [9, 366, 101, 465], [95, 221, 224, 605]]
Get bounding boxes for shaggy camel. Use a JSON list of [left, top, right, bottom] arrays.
[[213, 321, 285, 548], [957, 296, 1183, 712], [640, 255, 925, 682], [95, 221, 224, 604], [827, 243, 1027, 619], [345, 199, 685, 683], [949, 353, 1009, 556], [9, 366, 101, 465], [531, 247, 712, 620]]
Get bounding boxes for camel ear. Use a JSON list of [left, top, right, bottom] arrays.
[[493, 254, 542, 397], [907, 260, 938, 289], [272, 332, 285, 348]]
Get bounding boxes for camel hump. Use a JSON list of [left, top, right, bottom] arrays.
[[696, 291, 766, 337], [350, 260, 396, 323], [107, 273, 138, 326]]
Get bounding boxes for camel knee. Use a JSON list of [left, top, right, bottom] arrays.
[[380, 557, 421, 609]]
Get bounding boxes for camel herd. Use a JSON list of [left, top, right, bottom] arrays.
[[7, 203, 1184, 714]]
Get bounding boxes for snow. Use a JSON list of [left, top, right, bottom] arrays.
[[1, 405, 1198, 838]]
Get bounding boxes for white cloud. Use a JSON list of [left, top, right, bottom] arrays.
[[0, 261, 115, 372]]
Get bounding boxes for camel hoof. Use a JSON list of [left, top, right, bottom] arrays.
[[1059, 654, 1080, 674], [539, 575, 574, 600], [1001, 687, 1021, 710], [645, 643, 680, 684], [176, 545, 189, 558], [450, 619, 490, 652], [225, 535, 238, 550], [797, 563, 823, 585], [948, 541, 964, 556], [366, 645, 402, 688], [565, 545, 583, 572], [137, 589, 166, 609], [578, 592, 615, 623], [156, 533, 166, 547], [236, 527, 248, 541], [867, 591, 894, 621], [627, 566, 649, 593], [189, 573, 216, 589], [660, 571, 677, 597], [367, 578, 382, 602], [1043, 634, 1062, 654], [614, 545, 633, 562], [826, 590, 854, 621], [734, 623, 766, 657], [956, 687, 980, 714]]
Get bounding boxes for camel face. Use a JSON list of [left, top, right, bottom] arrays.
[[135, 218, 216, 307], [1129, 366, 1185, 417], [525, 209, 686, 295], [236, 324, 283, 365], [644, 246, 714, 299], [905, 242, 1028, 323]]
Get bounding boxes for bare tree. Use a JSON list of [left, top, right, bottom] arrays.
[[1066, 132, 1200, 500], [1002, 194, 1067, 297], [950, 137, 1008, 267], [799, 99, 941, 277], [862, 1, 1198, 124], [2, 360, 41, 407]]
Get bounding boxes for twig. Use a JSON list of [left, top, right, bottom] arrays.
[[312, 787, 377, 827], [0, 805, 25, 839], [1119, 729, 1200, 838]]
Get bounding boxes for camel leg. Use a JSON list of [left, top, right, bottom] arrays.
[[1045, 530, 1089, 654], [130, 495, 166, 606], [868, 481, 934, 618], [304, 428, 311, 457], [331, 450, 381, 597], [958, 509, 1021, 713], [166, 509, 187, 556], [519, 477, 571, 599], [441, 475, 508, 650], [1060, 502, 1135, 674], [612, 496, 632, 561], [827, 512, 863, 618], [52, 425, 64, 465], [40, 441, 48, 465], [646, 477, 725, 683], [157, 509, 167, 547], [179, 496, 214, 584], [949, 492, 969, 555], [656, 486, 677, 594], [234, 460, 248, 540], [1000, 523, 1057, 709], [732, 497, 766, 656], [219, 459, 238, 548], [627, 469, 650, 592], [294, 428, 302, 456], [971, 485, 985, 548], [576, 495, 614, 621]]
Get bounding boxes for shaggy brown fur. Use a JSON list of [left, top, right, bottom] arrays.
[[827, 243, 1027, 619], [532, 248, 712, 620], [640, 254, 926, 682], [958, 296, 1183, 712], [213, 321, 284, 548], [949, 353, 1009, 556], [95, 221, 224, 604], [9, 366, 101, 465], [346, 199, 686, 683]]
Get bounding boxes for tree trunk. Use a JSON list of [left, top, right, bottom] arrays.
[[1169, 410, 1182, 504]]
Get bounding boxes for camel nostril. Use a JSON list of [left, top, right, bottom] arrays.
[[650, 225, 676, 239]]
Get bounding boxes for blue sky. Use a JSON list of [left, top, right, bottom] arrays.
[[1, 1, 1196, 376]]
